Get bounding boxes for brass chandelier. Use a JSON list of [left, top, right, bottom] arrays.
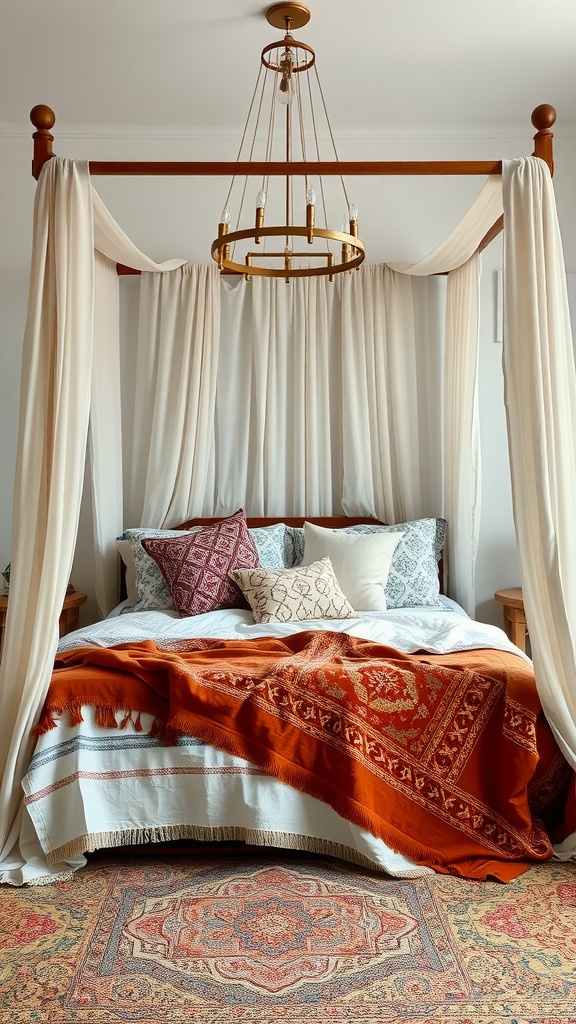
[[211, 2, 365, 281]]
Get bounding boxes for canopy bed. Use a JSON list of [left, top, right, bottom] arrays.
[[0, 84, 575, 886]]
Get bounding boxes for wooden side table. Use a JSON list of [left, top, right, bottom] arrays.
[[495, 587, 528, 652], [0, 587, 87, 655]]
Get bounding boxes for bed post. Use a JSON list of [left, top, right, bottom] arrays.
[[531, 104, 556, 175], [30, 105, 56, 180]]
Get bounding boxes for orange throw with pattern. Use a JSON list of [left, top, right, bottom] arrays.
[[37, 631, 572, 881]]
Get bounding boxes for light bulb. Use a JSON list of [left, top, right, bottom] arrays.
[[256, 189, 267, 210], [220, 206, 231, 226], [348, 203, 358, 222], [277, 78, 292, 105], [306, 188, 316, 243]]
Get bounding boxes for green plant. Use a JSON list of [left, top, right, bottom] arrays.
[[1, 563, 10, 590]]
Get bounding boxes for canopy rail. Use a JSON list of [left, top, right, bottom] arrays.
[[29, 102, 556, 270]]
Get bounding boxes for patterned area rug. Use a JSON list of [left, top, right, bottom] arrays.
[[2, 848, 576, 1023]]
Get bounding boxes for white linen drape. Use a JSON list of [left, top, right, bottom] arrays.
[[89, 251, 123, 617], [502, 157, 576, 859], [198, 271, 443, 521], [388, 179, 504, 614], [211, 276, 336, 515], [0, 160, 190, 884], [442, 256, 482, 613], [88, 191, 188, 615], [339, 266, 425, 524], [0, 161, 95, 882], [132, 265, 221, 528], [131, 185, 491, 614]]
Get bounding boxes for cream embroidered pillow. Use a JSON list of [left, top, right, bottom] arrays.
[[229, 557, 356, 624], [302, 521, 404, 612]]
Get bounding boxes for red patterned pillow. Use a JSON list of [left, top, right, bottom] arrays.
[[142, 510, 260, 617]]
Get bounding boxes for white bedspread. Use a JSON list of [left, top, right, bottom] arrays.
[[61, 596, 526, 658]]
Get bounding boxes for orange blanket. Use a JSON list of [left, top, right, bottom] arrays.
[[37, 631, 572, 882]]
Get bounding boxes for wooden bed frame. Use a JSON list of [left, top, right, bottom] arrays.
[[28, 101, 551, 603], [29, 103, 556, 272]]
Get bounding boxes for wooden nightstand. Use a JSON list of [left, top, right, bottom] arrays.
[[0, 587, 87, 655], [495, 587, 528, 653]]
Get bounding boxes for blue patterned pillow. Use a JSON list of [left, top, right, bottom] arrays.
[[248, 524, 288, 569], [119, 527, 202, 611], [346, 519, 446, 608]]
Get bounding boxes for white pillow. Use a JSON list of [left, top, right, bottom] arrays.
[[301, 521, 403, 611]]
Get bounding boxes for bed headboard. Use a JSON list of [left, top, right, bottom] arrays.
[[178, 515, 384, 530]]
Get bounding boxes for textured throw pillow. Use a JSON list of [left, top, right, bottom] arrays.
[[347, 518, 447, 608], [142, 510, 260, 617], [119, 527, 203, 612], [249, 524, 289, 569], [301, 521, 403, 611], [230, 558, 356, 624]]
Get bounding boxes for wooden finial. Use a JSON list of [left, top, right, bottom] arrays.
[[30, 105, 56, 179], [531, 103, 556, 175]]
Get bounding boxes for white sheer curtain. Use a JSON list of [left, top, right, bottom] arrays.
[[132, 265, 221, 527], [502, 157, 576, 859], [133, 229, 485, 616], [0, 161, 95, 882], [442, 255, 481, 613], [199, 271, 443, 520], [339, 265, 434, 523], [88, 190, 188, 615], [0, 160, 190, 884], [211, 276, 337, 515], [89, 251, 123, 617], [388, 178, 504, 614]]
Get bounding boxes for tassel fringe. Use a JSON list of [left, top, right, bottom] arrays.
[[45, 826, 428, 877], [33, 704, 168, 738]]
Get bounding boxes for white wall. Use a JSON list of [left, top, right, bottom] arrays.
[[1, 122, 574, 628]]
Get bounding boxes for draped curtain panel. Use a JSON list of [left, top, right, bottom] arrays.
[[0, 160, 95, 880], [89, 251, 123, 618], [443, 255, 481, 613], [132, 265, 221, 529], [194, 271, 444, 522], [209, 275, 337, 516], [502, 157, 576, 858], [339, 266, 425, 524], [133, 261, 474, 604], [0, 160, 189, 884], [387, 177, 505, 615]]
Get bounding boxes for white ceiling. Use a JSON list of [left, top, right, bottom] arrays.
[[2, 0, 576, 137]]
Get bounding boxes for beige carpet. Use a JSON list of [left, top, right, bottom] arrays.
[[2, 847, 576, 1022]]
